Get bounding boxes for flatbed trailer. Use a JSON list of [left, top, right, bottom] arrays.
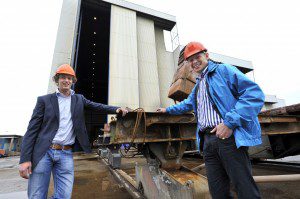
[[97, 105, 300, 198]]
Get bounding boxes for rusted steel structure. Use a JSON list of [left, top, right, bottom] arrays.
[[109, 111, 197, 169], [260, 103, 300, 116], [250, 103, 300, 159], [110, 112, 196, 143], [105, 104, 300, 161], [135, 164, 210, 199], [103, 111, 211, 198], [100, 106, 300, 198]]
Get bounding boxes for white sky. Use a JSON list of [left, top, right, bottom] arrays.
[[0, 0, 299, 135]]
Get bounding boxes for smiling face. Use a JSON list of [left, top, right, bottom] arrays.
[[57, 74, 73, 94], [187, 51, 209, 73]]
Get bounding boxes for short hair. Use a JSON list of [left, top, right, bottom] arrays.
[[52, 74, 77, 84]]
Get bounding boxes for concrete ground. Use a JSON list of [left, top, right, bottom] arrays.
[[0, 153, 132, 199], [0, 154, 299, 199], [0, 156, 28, 199]]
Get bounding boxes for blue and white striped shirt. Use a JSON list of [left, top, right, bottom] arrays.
[[197, 67, 223, 131]]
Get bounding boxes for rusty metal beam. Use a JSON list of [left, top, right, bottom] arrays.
[[261, 122, 300, 135], [109, 111, 300, 144], [191, 163, 205, 172], [135, 164, 211, 199], [101, 158, 144, 199], [116, 169, 138, 189], [165, 166, 210, 198], [260, 103, 300, 116], [112, 138, 196, 144], [258, 115, 300, 123], [110, 112, 197, 144], [145, 113, 196, 126]]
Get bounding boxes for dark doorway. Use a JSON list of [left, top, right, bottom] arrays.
[[74, 0, 111, 147]]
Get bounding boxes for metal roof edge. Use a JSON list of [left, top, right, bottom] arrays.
[[102, 0, 176, 22], [264, 95, 279, 103], [209, 52, 253, 71]]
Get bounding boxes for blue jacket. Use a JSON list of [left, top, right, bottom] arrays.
[[20, 93, 119, 170], [166, 61, 265, 149]]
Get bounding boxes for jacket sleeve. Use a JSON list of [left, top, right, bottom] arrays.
[[20, 97, 45, 164], [166, 83, 197, 115], [81, 95, 119, 114], [222, 64, 265, 129]]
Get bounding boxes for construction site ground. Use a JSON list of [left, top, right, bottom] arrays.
[[0, 153, 299, 199]]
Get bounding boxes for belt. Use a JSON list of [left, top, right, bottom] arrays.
[[50, 144, 72, 150], [201, 127, 215, 134]]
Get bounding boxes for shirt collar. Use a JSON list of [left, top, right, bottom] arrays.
[[200, 67, 208, 78], [196, 61, 215, 81], [56, 89, 75, 97], [196, 66, 208, 80]]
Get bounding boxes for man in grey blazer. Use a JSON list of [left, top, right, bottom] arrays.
[[19, 64, 128, 198]]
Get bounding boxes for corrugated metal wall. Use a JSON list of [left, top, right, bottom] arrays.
[[108, 5, 140, 109], [48, 0, 79, 93], [50, 3, 176, 110], [154, 28, 176, 108], [109, 5, 176, 110], [137, 17, 160, 111]]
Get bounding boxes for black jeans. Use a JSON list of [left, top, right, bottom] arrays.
[[203, 133, 261, 199]]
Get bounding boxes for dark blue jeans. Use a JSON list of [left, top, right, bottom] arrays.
[[203, 133, 261, 199]]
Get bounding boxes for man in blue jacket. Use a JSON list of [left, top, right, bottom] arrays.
[[157, 42, 264, 199], [19, 64, 128, 199]]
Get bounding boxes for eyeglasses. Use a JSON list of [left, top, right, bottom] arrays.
[[186, 52, 205, 63]]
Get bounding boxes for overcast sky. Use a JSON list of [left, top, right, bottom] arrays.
[[0, 0, 299, 134]]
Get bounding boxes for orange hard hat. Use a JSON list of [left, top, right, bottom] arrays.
[[184, 42, 207, 60], [55, 64, 76, 77]]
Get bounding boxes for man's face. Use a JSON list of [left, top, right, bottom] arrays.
[[187, 52, 209, 73], [57, 74, 73, 92]]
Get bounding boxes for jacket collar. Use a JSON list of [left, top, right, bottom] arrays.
[[50, 93, 60, 120], [207, 60, 218, 73], [71, 95, 76, 116]]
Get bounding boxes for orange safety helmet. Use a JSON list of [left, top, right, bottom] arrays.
[[55, 64, 76, 77], [184, 42, 207, 60]]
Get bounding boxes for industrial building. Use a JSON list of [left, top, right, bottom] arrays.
[[48, 0, 282, 144], [0, 1, 298, 199], [48, 0, 181, 142]]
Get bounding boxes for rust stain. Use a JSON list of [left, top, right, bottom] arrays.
[[165, 169, 206, 185]]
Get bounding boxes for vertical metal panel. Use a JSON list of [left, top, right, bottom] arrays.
[[155, 28, 176, 107], [137, 17, 160, 111], [48, 0, 79, 93], [109, 5, 139, 109]]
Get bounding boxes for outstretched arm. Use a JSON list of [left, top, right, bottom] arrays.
[[82, 95, 128, 116]]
